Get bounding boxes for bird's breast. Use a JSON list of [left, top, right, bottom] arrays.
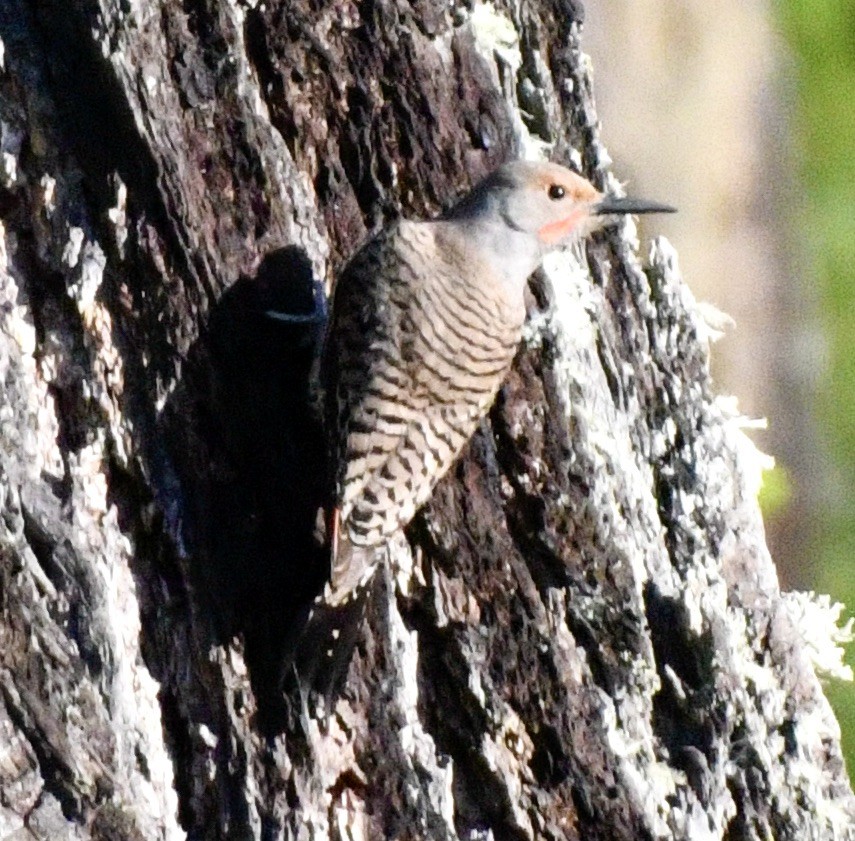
[[404, 252, 523, 403]]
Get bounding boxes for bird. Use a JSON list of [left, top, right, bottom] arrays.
[[299, 160, 674, 693]]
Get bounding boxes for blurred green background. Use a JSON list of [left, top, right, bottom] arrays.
[[780, 0, 855, 770], [586, 0, 855, 776]]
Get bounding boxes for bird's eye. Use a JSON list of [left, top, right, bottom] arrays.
[[548, 184, 566, 200]]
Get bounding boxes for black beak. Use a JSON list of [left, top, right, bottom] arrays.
[[594, 195, 677, 216]]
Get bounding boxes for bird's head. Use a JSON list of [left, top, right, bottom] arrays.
[[451, 160, 675, 249]]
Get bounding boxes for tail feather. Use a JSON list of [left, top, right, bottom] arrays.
[[290, 536, 381, 705]]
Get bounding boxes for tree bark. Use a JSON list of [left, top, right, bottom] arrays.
[[0, 1, 852, 839]]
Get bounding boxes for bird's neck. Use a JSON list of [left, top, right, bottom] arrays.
[[442, 192, 542, 305], [440, 220, 540, 317], [473, 218, 542, 291]]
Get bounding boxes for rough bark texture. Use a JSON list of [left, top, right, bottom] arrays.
[[0, 1, 852, 840]]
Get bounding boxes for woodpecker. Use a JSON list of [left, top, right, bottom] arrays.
[[302, 160, 673, 689]]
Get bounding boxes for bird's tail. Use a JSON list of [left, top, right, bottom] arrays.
[[290, 537, 380, 706]]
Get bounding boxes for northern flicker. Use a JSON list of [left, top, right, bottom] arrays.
[[301, 160, 673, 689]]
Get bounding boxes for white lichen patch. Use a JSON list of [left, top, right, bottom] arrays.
[[715, 394, 774, 501], [534, 238, 709, 832], [778, 699, 854, 837], [470, 3, 521, 74], [686, 564, 731, 637], [694, 300, 735, 344], [783, 591, 854, 682]]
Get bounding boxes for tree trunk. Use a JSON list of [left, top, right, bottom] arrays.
[[0, 1, 852, 839]]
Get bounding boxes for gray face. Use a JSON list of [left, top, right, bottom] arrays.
[[492, 161, 602, 243]]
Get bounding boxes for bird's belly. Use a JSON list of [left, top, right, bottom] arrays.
[[344, 341, 518, 547]]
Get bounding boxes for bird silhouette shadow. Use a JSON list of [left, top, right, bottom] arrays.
[[171, 245, 332, 733]]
